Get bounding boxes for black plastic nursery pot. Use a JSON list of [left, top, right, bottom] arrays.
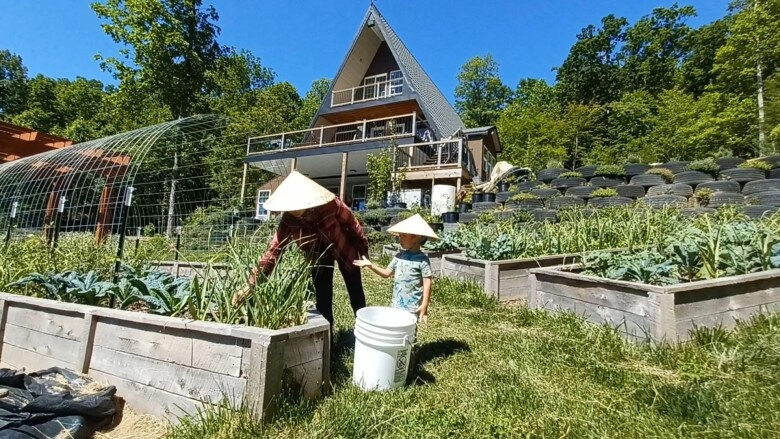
[[441, 211, 460, 223], [483, 192, 497, 203], [472, 192, 487, 203], [459, 202, 472, 213], [429, 222, 444, 232], [498, 181, 510, 192]]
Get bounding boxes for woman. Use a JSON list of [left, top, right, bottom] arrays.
[[237, 171, 369, 326]]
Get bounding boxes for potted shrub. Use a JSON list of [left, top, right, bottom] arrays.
[[459, 189, 473, 213], [687, 158, 720, 178], [594, 165, 626, 180], [693, 187, 714, 207], [645, 167, 675, 183], [507, 192, 543, 210]]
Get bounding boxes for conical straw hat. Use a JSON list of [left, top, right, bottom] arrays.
[[263, 170, 336, 211], [387, 214, 439, 239]]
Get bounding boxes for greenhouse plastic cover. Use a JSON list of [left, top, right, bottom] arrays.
[[0, 367, 117, 438]]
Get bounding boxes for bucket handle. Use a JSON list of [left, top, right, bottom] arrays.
[[355, 327, 413, 348]]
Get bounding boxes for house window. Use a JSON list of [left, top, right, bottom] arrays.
[[352, 184, 367, 210], [255, 189, 271, 220], [389, 70, 403, 95], [482, 146, 496, 178]]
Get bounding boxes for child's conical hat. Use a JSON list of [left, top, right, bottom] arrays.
[[263, 171, 336, 211], [387, 214, 439, 239]]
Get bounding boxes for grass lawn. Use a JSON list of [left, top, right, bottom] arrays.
[[165, 271, 780, 438]]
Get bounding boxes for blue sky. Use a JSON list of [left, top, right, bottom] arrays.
[[1, 1, 731, 104]]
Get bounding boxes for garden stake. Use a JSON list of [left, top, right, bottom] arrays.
[[110, 186, 134, 309], [5, 201, 17, 246]]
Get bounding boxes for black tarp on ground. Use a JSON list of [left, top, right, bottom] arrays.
[[0, 367, 116, 439]]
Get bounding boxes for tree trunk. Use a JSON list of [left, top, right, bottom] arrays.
[[166, 151, 178, 237], [757, 54, 767, 154]]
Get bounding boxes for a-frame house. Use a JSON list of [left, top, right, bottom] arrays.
[[246, 4, 501, 213]]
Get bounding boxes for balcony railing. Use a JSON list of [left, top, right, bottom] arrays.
[[394, 138, 478, 177], [247, 113, 424, 155], [331, 77, 404, 107]]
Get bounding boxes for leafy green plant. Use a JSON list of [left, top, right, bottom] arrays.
[[129, 270, 191, 316], [646, 167, 674, 183], [559, 171, 583, 179], [545, 159, 564, 169], [594, 165, 626, 179], [583, 213, 780, 285], [511, 209, 533, 224], [688, 158, 720, 177], [477, 211, 495, 224], [8, 270, 115, 306], [590, 188, 618, 198], [738, 159, 772, 172], [423, 231, 461, 251]]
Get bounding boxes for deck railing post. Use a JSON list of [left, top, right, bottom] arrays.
[[458, 138, 463, 167], [319, 126, 324, 146]]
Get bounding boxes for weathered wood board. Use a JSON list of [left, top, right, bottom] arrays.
[[530, 267, 780, 343], [0, 293, 330, 422]]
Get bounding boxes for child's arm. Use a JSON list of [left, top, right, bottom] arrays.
[[418, 277, 432, 324], [353, 256, 393, 278]]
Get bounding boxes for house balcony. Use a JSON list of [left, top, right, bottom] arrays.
[[244, 112, 477, 182], [246, 113, 422, 160], [331, 76, 404, 107], [394, 138, 478, 181]]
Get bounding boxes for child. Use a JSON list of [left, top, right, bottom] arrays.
[[353, 214, 438, 324]]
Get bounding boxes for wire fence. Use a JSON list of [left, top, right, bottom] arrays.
[[0, 115, 277, 262]]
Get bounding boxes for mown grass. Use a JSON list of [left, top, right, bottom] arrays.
[[164, 269, 780, 438]]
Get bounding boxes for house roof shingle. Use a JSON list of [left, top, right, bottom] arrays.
[[368, 5, 465, 139]]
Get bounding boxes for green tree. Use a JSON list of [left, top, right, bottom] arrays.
[[292, 78, 331, 130], [714, 0, 780, 153], [677, 19, 730, 97], [11, 75, 62, 132], [92, 0, 225, 118], [621, 5, 696, 95], [0, 49, 28, 117], [455, 55, 511, 127], [208, 48, 276, 115], [555, 15, 628, 104]]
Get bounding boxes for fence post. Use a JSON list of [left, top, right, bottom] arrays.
[[134, 226, 142, 255], [110, 186, 134, 308], [5, 201, 18, 246], [174, 226, 182, 277], [52, 196, 67, 250]]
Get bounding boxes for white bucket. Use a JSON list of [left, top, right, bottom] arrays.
[[431, 184, 456, 217], [353, 307, 417, 391]]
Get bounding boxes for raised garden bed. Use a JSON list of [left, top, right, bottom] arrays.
[[441, 252, 584, 302], [529, 267, 780, 343], [0, 293, 330, 421]]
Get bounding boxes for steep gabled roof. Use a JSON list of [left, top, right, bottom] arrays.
[[311, 4, 465, 139]]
